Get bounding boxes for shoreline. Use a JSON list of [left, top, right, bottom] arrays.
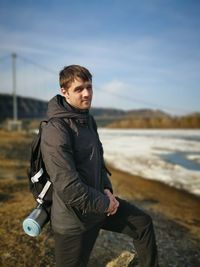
[[107, 164, 200, 239]]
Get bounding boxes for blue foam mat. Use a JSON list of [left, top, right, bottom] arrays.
[[23, 218, 41, 237]]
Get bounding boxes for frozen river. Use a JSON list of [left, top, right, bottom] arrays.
[[98, 129, 200, 197]]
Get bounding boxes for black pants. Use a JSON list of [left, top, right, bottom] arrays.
[[54, 198, 158, 267]]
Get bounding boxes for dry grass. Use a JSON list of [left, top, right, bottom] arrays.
[[0, 131, 55, 266], [0, 178, 55, 267]]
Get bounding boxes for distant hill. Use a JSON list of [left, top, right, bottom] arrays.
[[0, 93, 199, 128], [107, 113, 200, 128], [125, 109, 170, 118], [0, 94, 125, 125], [0, 93, 169, 120], [0, 94, 47, 121]]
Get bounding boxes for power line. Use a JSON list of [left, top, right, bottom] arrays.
[[96, 87, 193, 114], [18, 55, 57, 75]]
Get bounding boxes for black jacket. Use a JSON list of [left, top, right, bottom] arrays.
[[41, 95, 112, 234]]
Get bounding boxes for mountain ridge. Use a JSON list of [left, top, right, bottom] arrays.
[[0, 93, 170, 120], [1, 93, 199, 128]]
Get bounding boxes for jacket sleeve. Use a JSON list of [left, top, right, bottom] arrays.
[[41, 120, 109, 214]]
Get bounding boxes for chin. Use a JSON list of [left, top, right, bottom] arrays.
[[81, 102, 91, 109], [82, 105, 91, 110]]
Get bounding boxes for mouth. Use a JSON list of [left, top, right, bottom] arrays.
[[82, 99, 91, 103]]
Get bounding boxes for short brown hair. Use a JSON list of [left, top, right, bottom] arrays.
[[59, 65, 92, 89]]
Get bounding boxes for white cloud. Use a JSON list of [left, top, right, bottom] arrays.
[[101, 80, 129, 94], [92, 80, 138, 110]]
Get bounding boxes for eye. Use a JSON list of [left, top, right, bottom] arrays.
[[86, 85, 92, 90], [75, 86, 83, 93]]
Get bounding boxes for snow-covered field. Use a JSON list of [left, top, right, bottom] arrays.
[[99, 129, 200, 197]]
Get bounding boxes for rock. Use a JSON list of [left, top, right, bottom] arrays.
[[88, 230, 136, 267], [106, 251, 135, 267]]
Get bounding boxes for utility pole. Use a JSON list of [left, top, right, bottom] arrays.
[[12, 53, 17, 121]]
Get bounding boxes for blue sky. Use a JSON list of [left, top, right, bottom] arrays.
[[0, 0, 200, 115]]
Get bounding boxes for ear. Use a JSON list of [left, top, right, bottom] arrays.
[[61, 87, 68, 97]]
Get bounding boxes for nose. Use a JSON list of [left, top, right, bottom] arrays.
[[82, 88, 91, 97]]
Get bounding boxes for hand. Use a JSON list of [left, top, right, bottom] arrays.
[[104, 189, 119, 216]]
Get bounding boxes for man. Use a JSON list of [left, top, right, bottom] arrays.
[[41, 65, 158, 267]]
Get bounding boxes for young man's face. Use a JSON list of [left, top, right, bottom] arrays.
[[61, 77, 93, 110]]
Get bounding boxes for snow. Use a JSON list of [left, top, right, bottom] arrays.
[[99, 129, 200, 197]]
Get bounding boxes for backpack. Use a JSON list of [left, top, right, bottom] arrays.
[[23, 118, 75, 237], [28, 118, 75, 214]]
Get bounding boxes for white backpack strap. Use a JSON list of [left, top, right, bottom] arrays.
[[37, 180, 52, 204], [31, 168, 44, 183]]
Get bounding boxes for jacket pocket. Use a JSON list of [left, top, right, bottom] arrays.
[[74, 147, 92, 164]]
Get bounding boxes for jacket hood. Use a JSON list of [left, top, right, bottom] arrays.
[[47, 94, 89, 120]]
